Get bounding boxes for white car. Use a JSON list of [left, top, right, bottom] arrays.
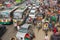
[[29, 9, 36, 18], [16, 24, 35, 40]]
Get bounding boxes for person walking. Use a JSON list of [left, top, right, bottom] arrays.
[[43, 22, 49, 33], [44, 33, 49, 40], [14, 22, 17, 30], [53, 26, 58, 34], [48, 23, 52, 31]]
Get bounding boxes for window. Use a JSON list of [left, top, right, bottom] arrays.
[[19, 28, 28, 33], [1, 12, 9, 18], [14, 12, 22, 19]]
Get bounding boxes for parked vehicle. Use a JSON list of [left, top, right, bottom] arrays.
[[16, 24, 35, 40], [0, 25, 7, 37]]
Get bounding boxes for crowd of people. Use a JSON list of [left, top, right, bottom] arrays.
[[32, 1, 60, 40], [25, 0, 60, 39]]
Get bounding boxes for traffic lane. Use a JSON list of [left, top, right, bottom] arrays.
[[1, 25, 17, 40]]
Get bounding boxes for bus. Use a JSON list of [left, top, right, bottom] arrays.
[[13, 6, 28, 26], [0, 6, 19, 25]]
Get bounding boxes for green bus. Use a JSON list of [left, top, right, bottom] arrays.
[[0, 6, 19, 25]]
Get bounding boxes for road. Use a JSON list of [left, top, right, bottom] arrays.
[[1, 24, 53, 40], [1, 25, 17, 40]]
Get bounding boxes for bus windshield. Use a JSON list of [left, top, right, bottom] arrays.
[[0, 12, 9, 18], [14, 12, 22, 19]]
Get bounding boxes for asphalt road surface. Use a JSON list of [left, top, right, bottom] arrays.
[[1, 25, 17, 40], [1, 25, 53, 40]]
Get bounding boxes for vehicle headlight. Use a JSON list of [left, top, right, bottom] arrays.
[[13, 19, 17, 22]]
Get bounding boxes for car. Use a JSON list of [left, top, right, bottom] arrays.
[[29, 9, 36, 18], [0, 25, 7, 37], [16, 24, 35, 40]]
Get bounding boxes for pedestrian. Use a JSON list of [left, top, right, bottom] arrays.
[[57, 10, 60, 23], [33, 18, 36, 26], [17, 25, 20, 31], [37, 21, 42, 31], [14, 22, 17, 30], [44, 33, 49, 40], [48, 23, 52, 31], [50, 15, 57, 23], [43, 22, 49, 33], [53, 26, 58, 34], [52, 21, 55, 28], [42, 18, 45, 24]]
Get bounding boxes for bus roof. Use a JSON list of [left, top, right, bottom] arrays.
[[1, 6, 19, 13], [14, 6, 27, 12], [1, 10, 12, 13]]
